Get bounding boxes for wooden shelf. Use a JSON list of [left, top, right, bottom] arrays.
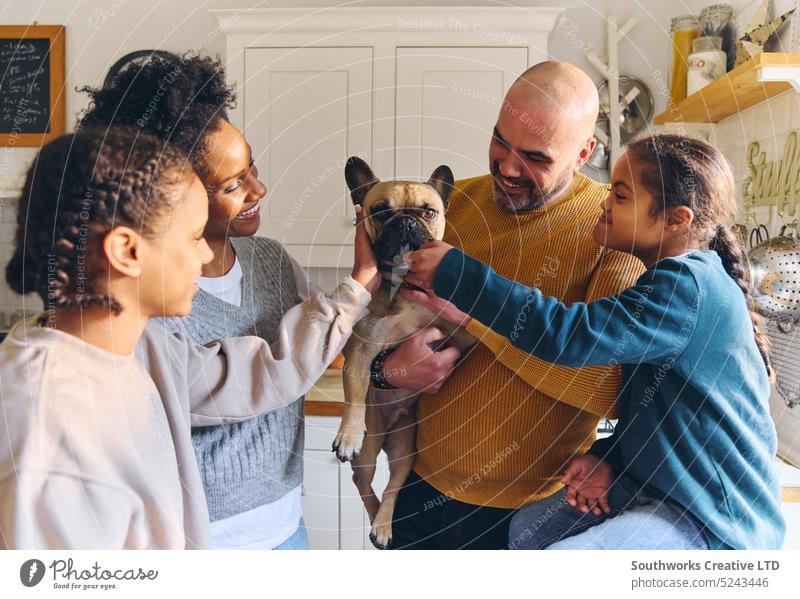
[[654, 53, 800, 124]]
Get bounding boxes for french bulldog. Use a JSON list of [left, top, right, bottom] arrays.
[[332, 157, 474, 549]]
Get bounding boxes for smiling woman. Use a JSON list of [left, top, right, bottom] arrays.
[[79, 53, 257, 278], [200, 121, 267, 260], [77, 51, 379, 551]]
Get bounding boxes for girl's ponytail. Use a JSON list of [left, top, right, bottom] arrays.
[[708, 223, 773, 380]]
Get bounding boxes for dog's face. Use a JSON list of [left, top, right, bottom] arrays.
[[345, 157, 453, 271]]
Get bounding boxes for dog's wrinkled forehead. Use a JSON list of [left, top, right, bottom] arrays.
[[363, 181, 448, 244], [364, 181, 446, 212]]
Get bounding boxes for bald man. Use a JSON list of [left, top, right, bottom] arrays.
[[372, 61, 645, 549]]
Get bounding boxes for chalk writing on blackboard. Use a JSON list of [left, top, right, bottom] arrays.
[[0, 38, 51, 134]]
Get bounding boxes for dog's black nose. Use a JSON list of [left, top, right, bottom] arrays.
[[400, 218, 417, 231]]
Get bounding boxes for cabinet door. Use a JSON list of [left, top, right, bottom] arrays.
[[302, 449, 341, 549], [244, 47, 372, 263], [395, 47, 527, 181], [339, 460, 367, 549], [363, 451, 390, 550], [303, 417, 342, 549]]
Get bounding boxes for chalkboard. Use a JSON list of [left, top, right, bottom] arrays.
[[0, 26, 65, 146], [1, 38, 51, 134]]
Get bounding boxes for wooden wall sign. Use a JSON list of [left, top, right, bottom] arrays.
[[744, 129, 800, 213], [0, 25, 65, 147]]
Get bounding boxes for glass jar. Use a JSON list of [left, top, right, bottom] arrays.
[[669, 15, 700, 106], [699, 3, 735, 71], [687, 36, 728, 95]]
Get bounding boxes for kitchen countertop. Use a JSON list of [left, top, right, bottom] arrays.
[[305, 368, 345, 416]]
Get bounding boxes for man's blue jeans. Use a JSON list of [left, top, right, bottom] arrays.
[[508, 474, 709, 550]]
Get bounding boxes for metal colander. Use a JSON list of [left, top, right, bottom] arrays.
[[748, 221, 800, 323], [766, 318, 800, 409]]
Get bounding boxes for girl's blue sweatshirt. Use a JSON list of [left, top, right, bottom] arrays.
[[434, 249, 784, 549]]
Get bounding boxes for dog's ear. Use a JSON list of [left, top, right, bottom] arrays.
[[345, 156, 379, 206], [426, 165, 454, 209]]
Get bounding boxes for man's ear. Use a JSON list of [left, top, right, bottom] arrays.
[[102, 226, 143, 278], [576, 137, 597, 170], [427, 165, 454, 209], [666, 205, 695, 231], [345, 156, 379, 206]]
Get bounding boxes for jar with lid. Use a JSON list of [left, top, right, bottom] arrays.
[[698, 3, 736, 71], [669, 15, 700, 106], [687, 36, 728, 95]]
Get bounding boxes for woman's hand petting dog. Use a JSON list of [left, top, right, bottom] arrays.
[[404, 240, 454, 290], [351, 205, 381, 293]]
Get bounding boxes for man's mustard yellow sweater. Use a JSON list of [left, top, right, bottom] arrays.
[[414, 173, 645, 509]]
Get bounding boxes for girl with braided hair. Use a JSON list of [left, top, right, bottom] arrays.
[[0, 127, 378, 548], [405, 133, 785, 549], [79, 51, 380, 550], [0, 126, 213, 547], [6, 128, 212, 319]]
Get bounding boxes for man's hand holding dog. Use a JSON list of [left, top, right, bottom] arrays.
[[382, 326, 461, 394]]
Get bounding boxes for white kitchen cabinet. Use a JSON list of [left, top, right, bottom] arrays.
[[302, 448, 340, 549], [395, 46, 527, 180], [303, 415, 389, 550], [216, 7, 559, 266], [243, 44, 522, 265], [244, 47, 372, 260]]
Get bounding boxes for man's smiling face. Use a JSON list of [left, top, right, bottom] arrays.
[[489, 93, 579, 213]]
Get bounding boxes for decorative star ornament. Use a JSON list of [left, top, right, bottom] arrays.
[[735, 0, 796, 67]]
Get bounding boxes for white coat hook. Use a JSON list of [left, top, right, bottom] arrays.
[[616, 17, 637, 42], [585, 16, 638, 169]]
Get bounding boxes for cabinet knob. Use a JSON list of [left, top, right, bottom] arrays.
[[352, 218, 357, 226]]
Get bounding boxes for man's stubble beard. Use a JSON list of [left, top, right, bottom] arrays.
[[491, 164, 574, 213]]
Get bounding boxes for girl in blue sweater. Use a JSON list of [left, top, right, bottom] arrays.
[[404, 134, 784, 549]]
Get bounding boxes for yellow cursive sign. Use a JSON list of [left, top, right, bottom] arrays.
[[744, 131, 800, 215]]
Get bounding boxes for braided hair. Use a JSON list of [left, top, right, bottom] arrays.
[[626, 133, 772, 378], [5, 127, 193, 314], [77, 52, 236, 180]]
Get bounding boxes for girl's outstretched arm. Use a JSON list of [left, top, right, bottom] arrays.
[[431, 248, 699, 368]]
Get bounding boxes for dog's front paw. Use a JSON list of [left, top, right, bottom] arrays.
[[369, 522, 392, 550], [332, 426, 366, 462]]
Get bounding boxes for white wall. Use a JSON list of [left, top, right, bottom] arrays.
[[1, 0, 246, 188], [0, 0, 701, 189]]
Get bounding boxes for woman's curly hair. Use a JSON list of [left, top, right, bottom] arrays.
[[5, 127, 193, 314], [78, 52, 236, 180]]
